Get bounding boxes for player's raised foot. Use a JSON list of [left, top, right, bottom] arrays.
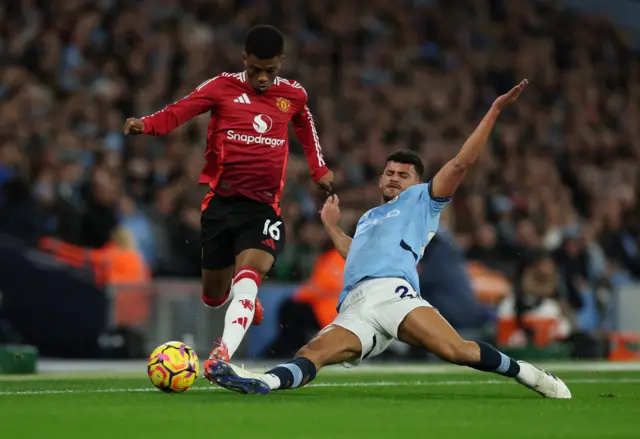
[[206, 360, 270, 395], [252, 298, 264, 326], [515, 361, 572, 399], [203, 340, 230, 384]]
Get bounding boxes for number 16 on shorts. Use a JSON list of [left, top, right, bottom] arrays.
[[263, 219, 282, 240], [261, 219, 282, 251]]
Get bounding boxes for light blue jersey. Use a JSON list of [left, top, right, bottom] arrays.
[[338, 182, 451, 309]]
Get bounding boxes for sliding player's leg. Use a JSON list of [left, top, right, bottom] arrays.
[[208, 278, 398, 395], [260, 325, 362, 390], [208, 324, 362, 394], [397, 307, 571, 399]]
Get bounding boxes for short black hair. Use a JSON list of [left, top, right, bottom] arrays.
[[244, 25, 285, 59], [385, 150, 424, 179]]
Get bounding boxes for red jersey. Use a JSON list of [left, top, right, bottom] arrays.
[[141, 72, 329, 211]]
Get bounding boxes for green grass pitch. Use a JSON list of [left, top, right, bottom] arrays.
[[1, 365, 639, 438]]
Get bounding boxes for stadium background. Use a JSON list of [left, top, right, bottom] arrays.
[[1, 0, 640, 370]]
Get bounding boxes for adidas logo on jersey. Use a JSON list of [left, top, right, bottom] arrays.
[[234, 93, 251, 104]]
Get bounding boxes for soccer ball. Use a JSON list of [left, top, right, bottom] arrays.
[[147, 341, 199, 393]]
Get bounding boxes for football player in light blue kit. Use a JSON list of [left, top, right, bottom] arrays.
[[207, 79, 571, 399]]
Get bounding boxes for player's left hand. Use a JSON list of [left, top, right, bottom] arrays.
[[492, 79, 529, 111], [316, 169, 334, 194]]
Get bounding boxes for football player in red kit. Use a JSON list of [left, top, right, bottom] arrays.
[[123, 25, 333, 375]]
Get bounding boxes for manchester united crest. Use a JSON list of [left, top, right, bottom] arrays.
[[275, 97, 291, 113]]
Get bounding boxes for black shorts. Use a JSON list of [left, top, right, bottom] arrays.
[[200, 193, 286, 270]]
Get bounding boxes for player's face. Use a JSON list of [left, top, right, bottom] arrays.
[[379, 161, 421, 202], [243, 54, 283, 93]]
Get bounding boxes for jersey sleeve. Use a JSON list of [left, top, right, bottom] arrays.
[[141, 77, 220, 136], [420, 181, 452, 213], [290, 86, 330, 182]]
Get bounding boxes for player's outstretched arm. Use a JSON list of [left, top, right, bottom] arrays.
[[320, 195, 351, 259], [123, 77, 219, 136], [430, 79, 528, 198]]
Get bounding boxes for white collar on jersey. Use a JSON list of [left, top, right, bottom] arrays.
[[239, 71, 284, 86]]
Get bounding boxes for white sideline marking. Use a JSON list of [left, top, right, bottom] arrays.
[[1, 377, 639, 396]]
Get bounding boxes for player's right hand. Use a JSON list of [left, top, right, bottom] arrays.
[[316, 169, 334, 195], [320, 195, 341, 227], [123, 117, 145, 135]]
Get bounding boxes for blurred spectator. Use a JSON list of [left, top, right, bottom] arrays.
[[518, 252, 574, 333], [273, 218, 330, 281], [497, 251, 573, 347], [421, 228, 496, 331], [553, 228, 588, 314], [466, 223, 509, 272], [80, 168, 119, 248], [0, 177, 47, 245], [119, 194, 156, 268]]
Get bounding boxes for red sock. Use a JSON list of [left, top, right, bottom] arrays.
[[202, 287, 231, 308]]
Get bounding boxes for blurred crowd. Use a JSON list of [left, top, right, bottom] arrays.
[[1, 0, 640, 346]]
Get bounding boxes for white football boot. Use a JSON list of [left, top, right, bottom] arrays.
[[515, 361, 572, 399]]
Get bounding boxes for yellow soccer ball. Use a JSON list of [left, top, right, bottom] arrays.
[[147, 341, 199, 393]]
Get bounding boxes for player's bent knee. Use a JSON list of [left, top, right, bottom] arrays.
[[202, 284, 226, 300], [201, 268, 234, 307], [202, 267, 234, 299], [202, 287, 231, 308], [235, 249, 274, 277]]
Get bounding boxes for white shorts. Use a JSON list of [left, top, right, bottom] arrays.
[[329, 278, 432, 367]]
